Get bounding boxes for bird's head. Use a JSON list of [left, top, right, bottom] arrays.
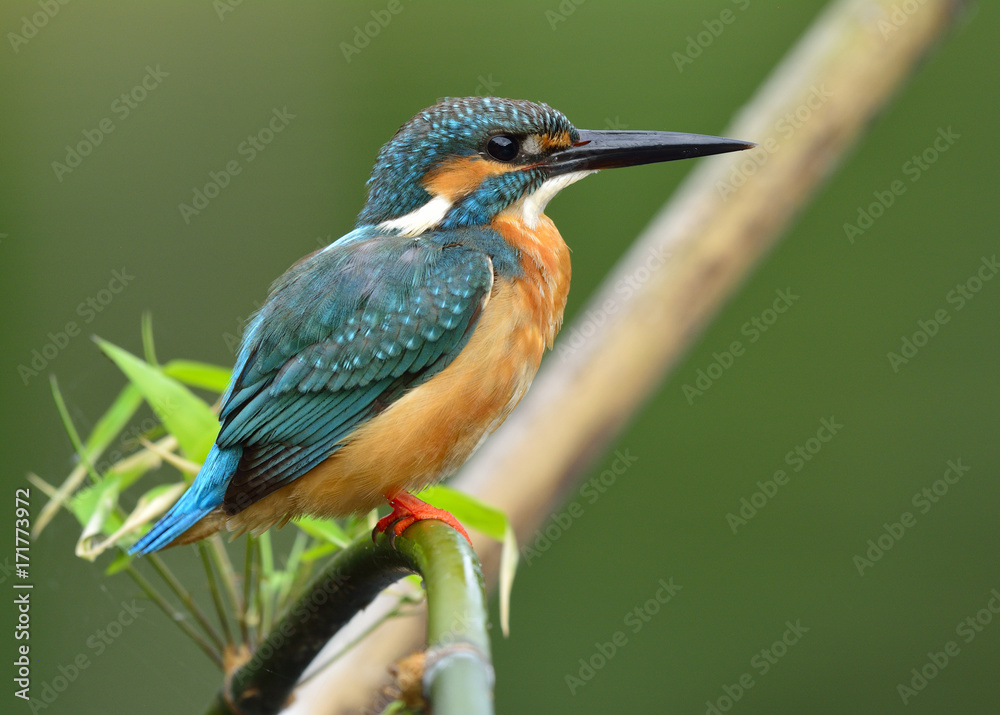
[[357, 96, 752, 235]]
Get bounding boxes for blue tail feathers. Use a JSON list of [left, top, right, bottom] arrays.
[[129, 445, 242, 555]]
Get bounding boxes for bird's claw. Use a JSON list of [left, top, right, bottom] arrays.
[[371, 515, 414, 549], [371, 492, 472, 547]]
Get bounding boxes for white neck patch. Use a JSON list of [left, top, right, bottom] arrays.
[[378, 194, 453, 237], [511, 170, 595, 228]]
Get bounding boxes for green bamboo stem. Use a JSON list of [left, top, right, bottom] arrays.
[[409, 523, 492, 715], [208, 535, 245, 642], [209, 535, 242, 612], [208, 521, 492, 715], [284, 540, 317, 610], [273, 529, 308, 614], [242, 536, 257, 648], [199, 542, 234, 648], [256, 532, 275, 636], [49, 375, 103, 486]]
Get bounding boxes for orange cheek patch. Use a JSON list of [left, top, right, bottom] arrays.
[[540, 131, 572, 150], [422, 155, 522, 201]]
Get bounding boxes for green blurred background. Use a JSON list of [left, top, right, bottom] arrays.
[[2, 1, 997, 713]]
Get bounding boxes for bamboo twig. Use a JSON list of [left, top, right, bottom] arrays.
[[199, 542, 235, 648], [243, 536, 257, 648], [209, 536, 244, 635], [257, 532, 276, 637]]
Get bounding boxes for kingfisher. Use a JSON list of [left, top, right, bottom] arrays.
[[131, 97, 752, 554]]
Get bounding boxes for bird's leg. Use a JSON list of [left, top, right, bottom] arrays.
[[373, 491, 472, 546]]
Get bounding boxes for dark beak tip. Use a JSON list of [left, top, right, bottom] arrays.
[[713, 138, 757, 153], [549, 130, 758, 174]]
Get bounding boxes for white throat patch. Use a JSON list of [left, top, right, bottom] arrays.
[[512, 170, 595, 228], [378, 194, 453, 237]]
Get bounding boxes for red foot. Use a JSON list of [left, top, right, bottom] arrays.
[[373, 491, 471, 546]]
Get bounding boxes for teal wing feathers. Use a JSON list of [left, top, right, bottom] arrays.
[[215, 227, 494, 514]]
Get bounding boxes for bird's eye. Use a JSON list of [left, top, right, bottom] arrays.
[[485, 135, 520, 162]]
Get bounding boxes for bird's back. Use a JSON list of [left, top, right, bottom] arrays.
[[217, 214, 571, 536]]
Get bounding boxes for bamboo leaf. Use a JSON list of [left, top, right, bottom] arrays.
[[293, 516, 351, 549], [91, 482, 187, 558], [138, 437, 201, 475], [104, 453, 160, 492], [83, 384, 145, 457], [163, 359, 232, 394], [416, 485, 505, 540], [498, 524, 518, 637], [95, 338, 218, 462], [141, 312, 159, 366], [26, 473, 56, 498], [49, 375, 102, 484], [299, 542, 338, 562], [106, 435, 178, 492], [36, 383, 143, 535], [104, 551, 132, 576], [74, 477, 123, 560], [70, 475, 120, 527]]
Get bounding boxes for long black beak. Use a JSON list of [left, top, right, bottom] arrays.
[[546, 130, 755, 176]]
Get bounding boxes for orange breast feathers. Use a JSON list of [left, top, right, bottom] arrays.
[[490, 213, 572, 349], [223, 218, 572, 535]]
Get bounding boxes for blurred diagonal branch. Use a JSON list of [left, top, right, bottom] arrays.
[[292, 0, 967, 712]]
